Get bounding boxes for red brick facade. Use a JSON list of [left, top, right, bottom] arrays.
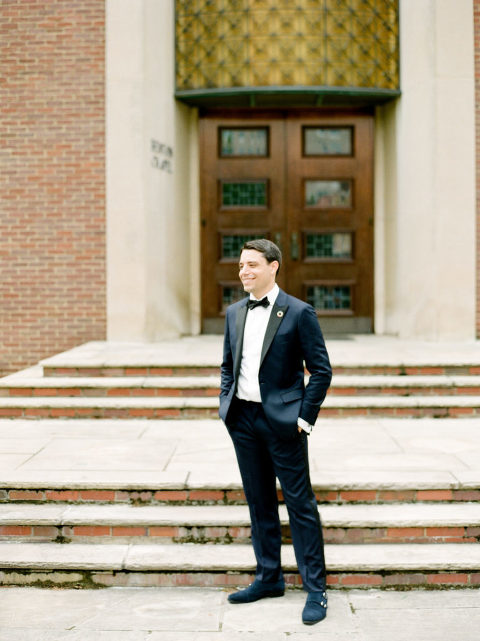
[[0, 0, 106, 376]]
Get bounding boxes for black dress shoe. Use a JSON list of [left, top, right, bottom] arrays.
[[228, 579, 285, 604], [302, 590, 327, 625]]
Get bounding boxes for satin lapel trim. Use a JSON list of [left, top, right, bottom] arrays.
[[260, 301, 288, 366], [234, 303, 248, 381]]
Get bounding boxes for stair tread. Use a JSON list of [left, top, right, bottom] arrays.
[[4, 375, 480, 389], [37, 338, 480, 369], [0, 376, 221, 389], [1, 541, 480, 571], [2, 395, 480, 408], [1, 502, 480, 527], [332, 375, 480, 386], [0, 468, 470, 491]]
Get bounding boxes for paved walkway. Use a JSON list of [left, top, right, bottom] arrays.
[[0, 586, 479, 640]]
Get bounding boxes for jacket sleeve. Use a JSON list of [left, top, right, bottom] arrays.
[[220, 310, 234, 401], [297, 305, 332, 425]]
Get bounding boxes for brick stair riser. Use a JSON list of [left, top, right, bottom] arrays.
[[1, 568, 479, 590], [0, 408, 221, 419], [43, 367, 222, 378], [1, 407, 480, 419], [1, 524, 478, 545], [2, 488, 479, 506], [3, 386, 480, 398], [329, 387, 480, 396], [333, 367, 480, 376], [42, 365, 480, 377], [0, 388, 221, 398]]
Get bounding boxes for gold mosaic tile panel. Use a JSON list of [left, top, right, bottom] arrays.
[[176, 0, 399, 92]]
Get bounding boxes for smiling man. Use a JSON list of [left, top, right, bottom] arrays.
[[219, 238, 332, 625]]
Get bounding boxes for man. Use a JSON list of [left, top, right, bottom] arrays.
[[219, 239, 332, 625]]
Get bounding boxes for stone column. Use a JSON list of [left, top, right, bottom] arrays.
[[375, 0, 475, 339], [106, 0, 198, 340]]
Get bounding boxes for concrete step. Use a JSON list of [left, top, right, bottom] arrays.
[[4, 375, 480, 397], [1, 394, 480, 418], [1, 503, 479, 545], [42, 365, 222, 378], [1, 541, 479, 589], [36, 338, 480, 379], [0, 376, 222, 398], [2, 470, 477, 506], [43, 363, 480, 378], [329, 375, 480, 396], [41, 363, 480, 377]]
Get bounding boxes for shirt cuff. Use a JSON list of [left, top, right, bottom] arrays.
[[297, 417, 313, 434]]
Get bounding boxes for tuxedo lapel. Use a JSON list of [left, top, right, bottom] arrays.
[[260, 292, 289, 366], [233, 301, 248, 382]]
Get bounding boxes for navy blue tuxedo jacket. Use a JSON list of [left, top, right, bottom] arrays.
[[219, 288, 332, 440]]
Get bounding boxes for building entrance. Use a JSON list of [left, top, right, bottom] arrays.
[[200, 110, 374, 334]]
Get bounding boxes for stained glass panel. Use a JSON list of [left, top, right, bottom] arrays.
[[220, 128, 268, 157], [222, 234, 264, 258], [305, 233, 352, 259], [305, 180, 352, 208], [307, 285, 352, 311], [304, 127, 352, 156], [222, 181, 267, 207]]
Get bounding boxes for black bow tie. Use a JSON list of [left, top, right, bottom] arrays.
[[247, 296, 270, 310]]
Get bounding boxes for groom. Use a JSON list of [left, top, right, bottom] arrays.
[[219, 239, 332, 625]]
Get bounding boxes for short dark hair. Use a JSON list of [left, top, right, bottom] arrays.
[[241, 238, 282, 274]]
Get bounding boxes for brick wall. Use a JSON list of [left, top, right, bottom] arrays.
[[0, 0, 106, 376], [476, 0, 480, 338]]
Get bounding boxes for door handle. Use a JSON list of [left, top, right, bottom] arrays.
[[273, 232, 282, 251], [290, 232, 299, 261]]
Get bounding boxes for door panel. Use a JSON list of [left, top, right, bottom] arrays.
[[285, 114, 373, 332], [200, 111, 374, 334]]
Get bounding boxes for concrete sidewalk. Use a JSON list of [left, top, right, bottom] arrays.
[[0, 586, 479, 640]]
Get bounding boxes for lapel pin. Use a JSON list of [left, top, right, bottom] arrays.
[[277, 310, 284, 318]]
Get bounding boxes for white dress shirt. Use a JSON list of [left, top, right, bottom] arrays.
[[236, 283, 313, 433], [236, 284, 279, 402]]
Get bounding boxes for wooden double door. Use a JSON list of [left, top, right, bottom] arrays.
[[200, 110, 374, 334]]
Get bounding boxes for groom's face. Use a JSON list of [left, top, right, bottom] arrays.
[[239, 249, 278, 299]]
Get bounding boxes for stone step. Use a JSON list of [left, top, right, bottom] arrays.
[[42, 365, 222, 378], [41, 363, 480, 378], [1, 394, 480, 418], [1, 541, 479, 589], [36, 338, 480, 379], [2, 471, 477, 506], [329, 375, 480, 396], [1, 503, 479, 545], [0, 376, 222, 398], [4, 375, 480, 398]]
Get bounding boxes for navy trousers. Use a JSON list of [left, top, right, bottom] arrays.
[[229, 398, 327, 592]]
